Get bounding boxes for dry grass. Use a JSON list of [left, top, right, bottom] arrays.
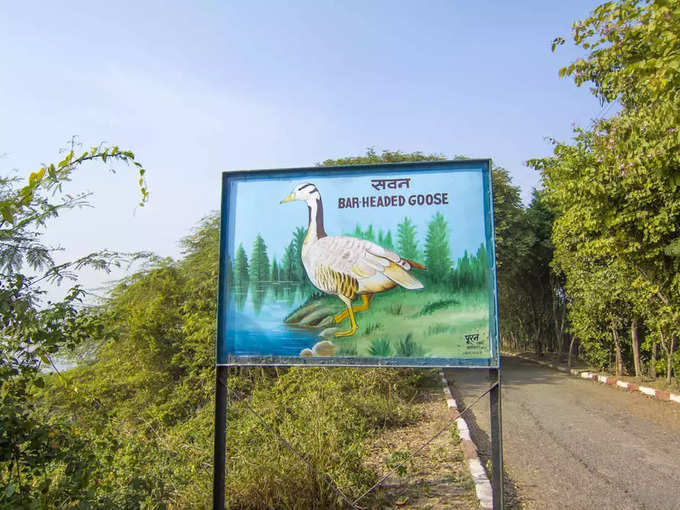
[[365, 380, 479, 509]]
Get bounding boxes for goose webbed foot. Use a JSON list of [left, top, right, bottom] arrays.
[[334, 323, 358, 338]]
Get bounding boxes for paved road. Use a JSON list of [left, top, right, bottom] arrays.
[[445, 356, 680, 510]]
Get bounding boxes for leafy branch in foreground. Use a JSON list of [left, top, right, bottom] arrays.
[[0, 141, 149, 507]]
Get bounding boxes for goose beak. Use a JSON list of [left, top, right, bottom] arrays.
[[280, 193, 295, 204]]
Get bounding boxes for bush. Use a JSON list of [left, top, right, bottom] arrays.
[[368, 338, 392, 357], [395, 334, 427, 357]]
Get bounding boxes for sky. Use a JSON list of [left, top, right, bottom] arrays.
[[0, 0, 605, 294]]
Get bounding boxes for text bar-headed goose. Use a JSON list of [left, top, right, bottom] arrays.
[[281, 183, 425, 338]]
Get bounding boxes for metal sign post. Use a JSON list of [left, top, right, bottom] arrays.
[[489, 367, 504, 509], [212, 366, 228, 510]]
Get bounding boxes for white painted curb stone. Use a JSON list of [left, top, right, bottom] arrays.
[[503, 351, 680, 406], [439, 370, 493, 510]]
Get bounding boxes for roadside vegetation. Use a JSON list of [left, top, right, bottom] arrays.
[[505, 0, 679, 389]]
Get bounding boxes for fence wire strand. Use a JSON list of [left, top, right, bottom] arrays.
[[220, 374, 496, 510]]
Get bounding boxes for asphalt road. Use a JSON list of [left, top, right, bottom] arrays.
[[445, 356, 680, 510]]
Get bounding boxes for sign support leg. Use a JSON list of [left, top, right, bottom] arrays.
[[489, 367, 503, 509], [213, 365, 228, 510]]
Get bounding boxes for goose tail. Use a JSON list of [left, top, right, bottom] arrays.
[[403, 258, 426, 270]]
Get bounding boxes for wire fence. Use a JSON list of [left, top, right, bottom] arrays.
[[220, 375, 497, 509]]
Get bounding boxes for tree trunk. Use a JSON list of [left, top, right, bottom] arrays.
[[612, 326, 624, 377], [659, 328, 675, 384], [667, 335, 675, 385], [557, 303, 567, 361], [631, 319, 641, 378], [650, 342, 657, 378], [568, 334, 576, 369]]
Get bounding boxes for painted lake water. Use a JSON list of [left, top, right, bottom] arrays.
[[227, 284, 320, 356]]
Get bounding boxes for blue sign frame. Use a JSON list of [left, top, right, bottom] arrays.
[[216, 160, 499, 368]]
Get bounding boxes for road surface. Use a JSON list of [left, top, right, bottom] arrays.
[[445, 356, 680, 510]]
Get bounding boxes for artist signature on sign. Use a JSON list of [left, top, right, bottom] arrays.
[[465, 333, 481, 345]]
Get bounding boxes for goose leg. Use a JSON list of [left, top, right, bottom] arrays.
[[353, 293, 373, 312], [334, 294, 374, 323], [334, 295, 358, 337]]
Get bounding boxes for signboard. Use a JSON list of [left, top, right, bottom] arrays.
[[216, 160, 499, 367]]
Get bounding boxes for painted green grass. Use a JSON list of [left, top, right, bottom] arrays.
[[312, 287, 490, 359]]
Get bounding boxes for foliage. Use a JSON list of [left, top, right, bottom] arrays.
[[233, 243, 249, 287], [368, 338, 393, 357], [396, 217, 420, 261], [394, 334, 427, 357], [249, 234, 270, 283], [531, 0, 680, 379], [424, 212, 452, 283], [320, 148, 446, 167], [418, 299, 459, 317], [0, 142, 148, 507]]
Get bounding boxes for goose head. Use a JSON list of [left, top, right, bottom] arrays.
[[280, 183, 320, 205]]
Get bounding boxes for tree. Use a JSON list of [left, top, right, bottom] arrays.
[[382, 230, 395, 251], [363, 225, 375, 242], [233, 244, 249, 287], [271, 256, 279, 282], [249, 234, 270, 283], [292, 227, 307, 282], [0, 143, 148, 506], [424, 212, 452, 283], [533, 0, 680, 380], [280, 241, 296, 282], [396, 217, 419, 260]]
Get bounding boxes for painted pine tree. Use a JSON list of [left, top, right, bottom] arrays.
[[425, 212, 452, 283], [474, 243, 488, 288], [280, 241, 296, 282], [292, 227, 307, 282], [382, 230, 395, 250], [249, 234, 270, 283], [397, 217, 419, 260], [233, 243, 249, 287], [271, 256, 279, 282]]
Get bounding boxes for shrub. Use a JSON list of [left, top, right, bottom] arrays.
[[368, 338, 392, 357], [395, 334, 427, 357]]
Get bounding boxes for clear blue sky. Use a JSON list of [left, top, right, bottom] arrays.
[[0, 0, 605, 293]]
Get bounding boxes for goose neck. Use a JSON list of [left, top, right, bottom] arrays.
[[305, 196, 327, 244]]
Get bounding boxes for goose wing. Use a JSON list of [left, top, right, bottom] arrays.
[[306, 236, 424, 290]]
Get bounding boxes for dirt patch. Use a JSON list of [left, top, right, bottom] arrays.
[[365, 383, 479, 509]]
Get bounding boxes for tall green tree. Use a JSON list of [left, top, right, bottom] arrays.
[[532, 0, 680, 380], [280, 241, 296, 282], [292, 227, 307, 282], [249, 234, 270, 283], [396, 217, 419, 261], [233, 244, 249, 287], [382, 230, 395, 251], [424, 212, 452, 283], [270, 256, 279, 282]]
